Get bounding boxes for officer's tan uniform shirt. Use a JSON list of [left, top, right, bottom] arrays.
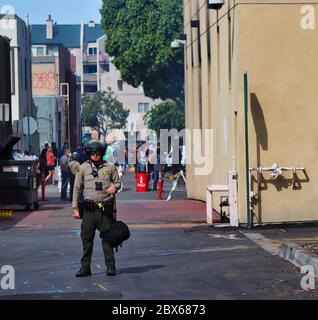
[[72, 161, 121, 208]]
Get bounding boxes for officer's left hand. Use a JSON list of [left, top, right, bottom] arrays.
[[106, 185, 116, 194]]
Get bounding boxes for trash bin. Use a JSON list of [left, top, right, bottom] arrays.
[[0, 136, 39, 210], [136, 172, 148, 192]]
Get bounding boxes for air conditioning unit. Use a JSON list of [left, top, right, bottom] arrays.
[[208, 0, 224, 10]]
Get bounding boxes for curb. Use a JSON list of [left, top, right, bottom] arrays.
[[279, 242, 318, 276]]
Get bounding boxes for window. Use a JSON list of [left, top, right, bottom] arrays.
[[48, 46, 58, 56], [103, 63, 110, 72], [31, 46, 45, 56], [84, 65, 97, 74], [84, 85, 97, 93], [117, 80, 123, 91], [88, 47, 97, 56], [138, 103, 149, 113]]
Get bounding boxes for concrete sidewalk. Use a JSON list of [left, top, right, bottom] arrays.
[[242, 225, 318, 280]]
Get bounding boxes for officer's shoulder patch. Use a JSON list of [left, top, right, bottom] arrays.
[[102, 166, 111, 176]]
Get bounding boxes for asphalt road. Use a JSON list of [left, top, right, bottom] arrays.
[[0, 172, 317, 300]]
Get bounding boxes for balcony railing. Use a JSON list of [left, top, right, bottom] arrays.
[[98, 53, 109, 65], [83, 73, 97, 84], [83, 54, 97, 64]]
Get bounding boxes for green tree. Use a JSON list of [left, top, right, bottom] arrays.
[[81, 88, 130, 142], [100, 0, 184, 100], [144, 99, 185, 137]]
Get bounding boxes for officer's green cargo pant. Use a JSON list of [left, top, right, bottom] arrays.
[[80, 208, 115, 269]]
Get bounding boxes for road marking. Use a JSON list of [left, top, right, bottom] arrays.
[[209, 233, 243, 240], [149, 245, 256, 257], [241, 232, 281, 256], [94, 283, 109, 292]]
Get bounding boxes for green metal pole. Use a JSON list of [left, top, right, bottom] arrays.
[[244, 73, 252, 228]]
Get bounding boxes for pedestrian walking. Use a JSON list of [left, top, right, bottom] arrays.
[[72, 140, 122, 277], [60, 149, 71, 200], [39, 142, 49, 178], [51, 142, 59, 165], [45, 147, 56, 185]]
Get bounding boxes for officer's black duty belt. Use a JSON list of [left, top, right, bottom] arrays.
[[83, 199, 113, 213]]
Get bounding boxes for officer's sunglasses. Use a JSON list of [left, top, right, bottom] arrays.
[[91, 151, 102, 156]]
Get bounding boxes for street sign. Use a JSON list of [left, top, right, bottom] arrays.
[[22, 117, 37, 135]]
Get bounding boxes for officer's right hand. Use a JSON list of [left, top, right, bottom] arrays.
[[73, 208, 80, 220]]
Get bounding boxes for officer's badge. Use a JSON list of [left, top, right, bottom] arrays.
[[103, 167, 110, 176]]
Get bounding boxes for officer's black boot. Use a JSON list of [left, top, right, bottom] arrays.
[[76, 266, 92, 277], [106, 266, 116, 276]]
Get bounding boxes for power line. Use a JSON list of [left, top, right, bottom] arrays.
[[184, 1, 207, 29], [185, 2, 317, 50], [186, 2, 238, 50]]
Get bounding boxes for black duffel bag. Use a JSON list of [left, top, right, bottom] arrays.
[[100, 221, 130, 248]]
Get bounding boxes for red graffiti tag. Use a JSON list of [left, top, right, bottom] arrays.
[[32, 72, 57, 90]]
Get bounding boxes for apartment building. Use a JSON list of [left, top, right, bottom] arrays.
[[0, 14, 39, 154], [32, 45, 80, 151], [31, 16, 159, 135], [184, 0, 318, 225]]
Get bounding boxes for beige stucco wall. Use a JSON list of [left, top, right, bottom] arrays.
[[185, 0, 318, 224]]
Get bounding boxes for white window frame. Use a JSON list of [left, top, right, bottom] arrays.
[[31, 45, 46, 57], [138, 102, 150, 113]]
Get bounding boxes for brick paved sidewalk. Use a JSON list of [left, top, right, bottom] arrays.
[[117, 200, 220, 224]]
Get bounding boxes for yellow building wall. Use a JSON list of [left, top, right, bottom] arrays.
[[184, 0, 318, 224]]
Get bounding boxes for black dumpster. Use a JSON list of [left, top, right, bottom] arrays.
[[0, 136, 39, 210]]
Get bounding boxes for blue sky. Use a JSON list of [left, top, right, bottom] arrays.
[[0, 0, 103, 24]]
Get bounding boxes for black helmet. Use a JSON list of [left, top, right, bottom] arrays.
[[71, 152, 81, 162], [86, 140, 106, 156]]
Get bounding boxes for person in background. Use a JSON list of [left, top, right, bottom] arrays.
[[60, 149, 71, 200], [147, 148, 157, 189], [103, 144, 114, 163], [152, 148, 165, 191], [51, 142, 59, 164], [59, 142, 69, 158], [68, 152, 81, 202], [39, 142, 49, 178], [45, 147, 56, 185]]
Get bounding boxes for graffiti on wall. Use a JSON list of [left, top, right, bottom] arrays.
[[32, 72, 57, 90]]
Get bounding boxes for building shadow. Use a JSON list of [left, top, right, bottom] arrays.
[[250, 93, 310, 224], [250, 93, 268, 224]]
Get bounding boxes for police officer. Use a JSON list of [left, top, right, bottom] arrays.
[[72, 140, 122, 277]]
